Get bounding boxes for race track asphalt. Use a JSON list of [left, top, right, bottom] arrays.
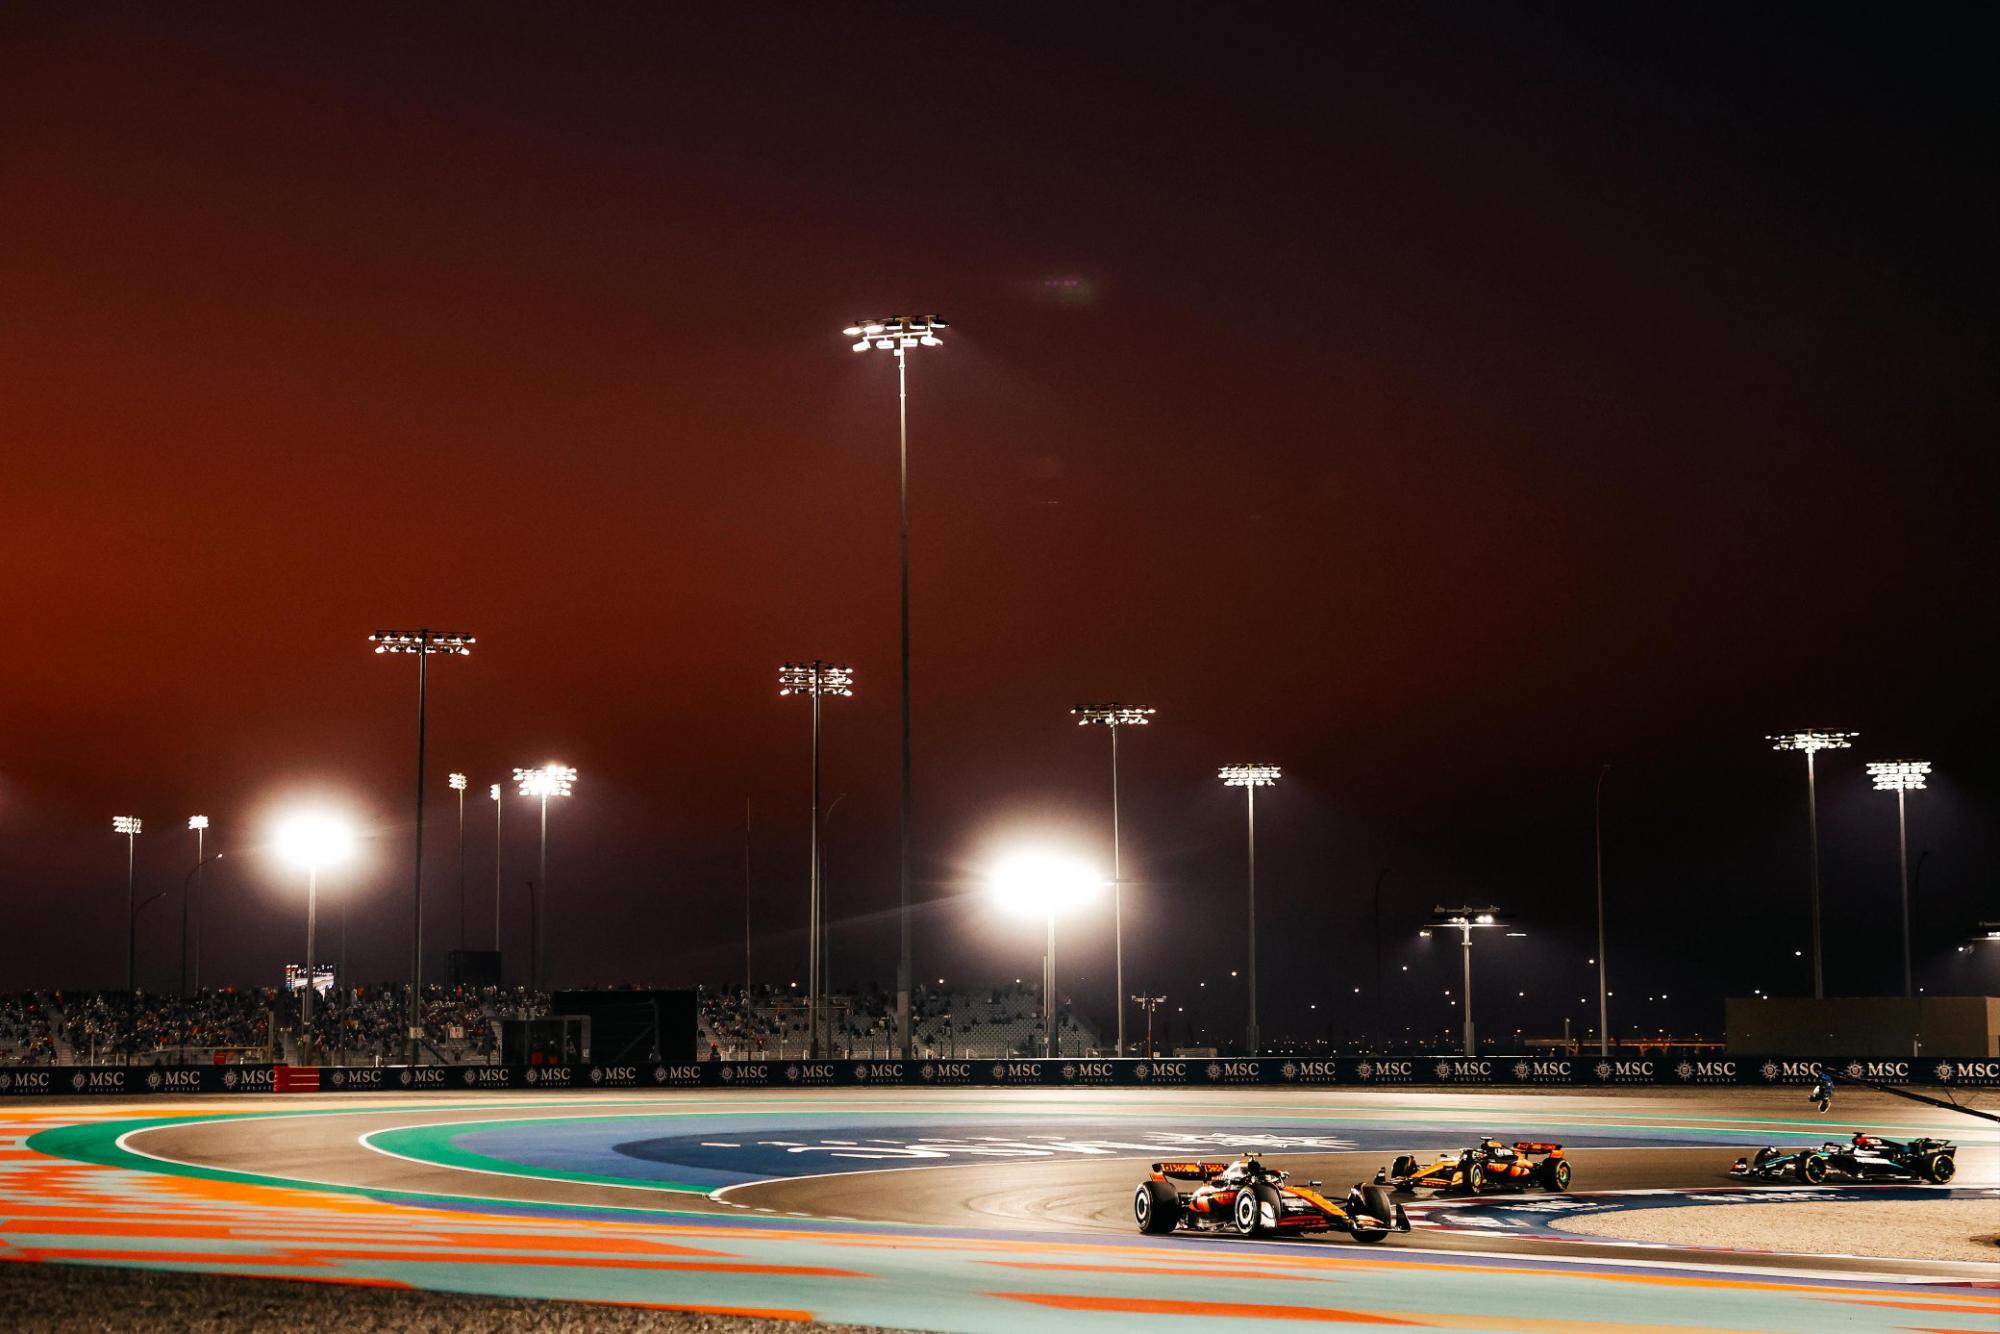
[[6, 1085, 1997, 1330]]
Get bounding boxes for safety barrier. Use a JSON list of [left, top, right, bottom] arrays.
[[2, 1054, 1997, 1095]]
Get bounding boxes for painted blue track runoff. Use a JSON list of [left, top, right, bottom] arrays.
[[450, 1110, 1760, 1189]]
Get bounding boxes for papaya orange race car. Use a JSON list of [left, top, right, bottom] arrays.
[[1134, 1155, 1412, 1242], [1376, 1138, 1572, 1194]]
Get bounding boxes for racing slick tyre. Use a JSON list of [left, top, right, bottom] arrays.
[[1233, 1183, 1280, 1238], [1135, 1180, 1180, 1234], [1921, 1153, 1955, 1184], [1796, 1153, 1827, 1185], [1537, 1158, 1572, 1191], [1346, 1185, 1396, 1243], [1460, 1156, 1486, 1194], [1387, 1154, 1418, 1191]]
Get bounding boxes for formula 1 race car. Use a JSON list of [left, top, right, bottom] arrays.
[[1376, 1138, 1571, 1194], [1134, 1155, 1412, 1242], [1729, 1133, 1957, 1185]]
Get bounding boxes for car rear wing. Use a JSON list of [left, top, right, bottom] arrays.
[[1152, 1161, 1229, 1181], [1513, 1142, 1562, 1154]]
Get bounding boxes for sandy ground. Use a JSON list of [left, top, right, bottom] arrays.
[[0, 1263, 907, 1332], [1552, 1199, 2000, 1264]]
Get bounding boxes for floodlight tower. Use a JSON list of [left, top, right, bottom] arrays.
[[513, 764, 577, 992], [1429, 907, 1506, 1056], [447, 773, 468, 951], [1219, 765, 1280, 1054], [780, 661, 855, 1058], [1073, 704, 1155, 1056], [1866, 760, 1931, 999], [276, 815, 353, 1042], [113, 816, 141, 993], [370, 628, 475, 1063], [844, 314, 946, 1059], [990, 854, 1103, 1058], [488, 784, 503, 953], [184, 815, 208, 997], [1768, 730, 1856, 999]]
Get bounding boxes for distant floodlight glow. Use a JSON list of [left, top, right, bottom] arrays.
[[989, 853, 1104, 919], [1218, 764, 1280, 787], [1867, 759, 1930, 792], [488, 783, 501, 801], [113, 816, 142, 835], [275, 814, 354, 871], [187, 815, 208, 831], [779, 661, 856, 697], [1768, 730, 1856, 754], [848, 316, 945, 357], [1073, 703, 1155, 728], [514, 764, 577, 799], [447, 772, 467, 791]]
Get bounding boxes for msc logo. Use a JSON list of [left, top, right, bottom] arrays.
[[73, 1070, 128, 1092], [1137, 1061, 1189, 1082], [1511, 1060, 1571, 1082], [921, 1062, 971, 1082], [1283, 1060, 1340, 1082], [1673, 1060, 1737, 1083], [1934, 1060, 2000, 1084], [462, 1068, 511, 1086], [1758, 1059, 1821, 1082], [1434, 1059, 1491, 1079], [1207, 1061, 1261, 1082], [155, 1069, 202, 1090], [0, 1070, 53, 1092], [338, 1068, 386, 1089], [786, 1063, 836, 1083], [594, 1066, 641, 1086], [992, 1062, 1044, 1080], [656, 1065, 701, 1085], [1843, 1060, 1909, 1080], [1062, 1061, 1114, 1081], [404, 1067, 447, 1087], [721, 1063, 769, 1083], [1355, 1061, 1413, 1081], [1592, 1060, 1654, 1081]]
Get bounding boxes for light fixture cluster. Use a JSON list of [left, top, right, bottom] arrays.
[[447, 772, 468, 792], [1767, 729, 1856, 753], [844, 316, 947, 352], [1072, 704, 1155, 727], [1218, 764, 1280, 787], [369, 630, 475, 655], [112, 815, 142, 835], [778, 661, 855, 697], [187, 814, 208, 831], [514, 764, 578, 799], [1431, 906, 1505, 929], [1866, 759, 1930, 792]]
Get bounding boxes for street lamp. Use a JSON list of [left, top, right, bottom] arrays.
[[183, 816, 208, 997], [1219, 764, 1279, 1054], [513, 764, 576, 992], [448, 773, 468, 952], [990, 852, 1103, 1058], [1768, 729, 1855, 999], [113, 816, 142, 993], [1132, 993, 1167, 1058], [370, 628, 475, 1063], [1073, 703, 1155, 1055], [845, 313, 946, 1059], [780, 661, 855, 1058], [488, 783, 503, 955], [1427, 907, 1507, 1056], [276, 814, 352, 1048], [1867, 760, 1930, 999]]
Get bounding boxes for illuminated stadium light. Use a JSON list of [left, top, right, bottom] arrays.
[[113, 816, 141, 993], [1218, 764, 1280, 1053], [781, 662, 856, 1057], [1768, 728, 1855, 999], [990, 853, 1104, 1059], [275, 813, 351, 1034], [1074, 704, 1155, 1054], [489, 783, 501, 801], [447, 774, 469, 949], [113, 815, 142, 835], [369, 627, 476, 1062], [448, 772, 467, 791], [488, 783, 503, 953], [1428, 906, 1509, 1058], [187, 814, 208, 831], [184, 815, 211, 999], [841, 314, 948, 1061], [513, 764, 576, 990], [1868, 758, 1933, 998]]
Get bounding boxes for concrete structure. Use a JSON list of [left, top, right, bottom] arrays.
[[1725, 995, 2000, 1057]]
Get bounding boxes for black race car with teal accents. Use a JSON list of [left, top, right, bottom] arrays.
[[1729, 1132, 1956, 1184], [1376, 1138, 1571, 1194]]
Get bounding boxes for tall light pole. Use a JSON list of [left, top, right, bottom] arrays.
[[513, 764, 576, 992], [1072, 705, 1154, 1055], [990, 853, 1103, 1058], [1867, 760, 1930, 1000], [113, 816, 141, 993], [780, 661, 855, 1058], [845, 314, 946, 1059], [276, 814, 353, 1054], [184, 815, 207, 998], [370, 628, 476, 1064], [1593, 765, 1610, 1056], [1429, 907, 1506, 1056], [448, 773, 468, 953], [1132, 993, 1167, 1058], [1219, 765, 1280, 1054], [488, 784, 503, 954], [1769, 730, 1855, 999]]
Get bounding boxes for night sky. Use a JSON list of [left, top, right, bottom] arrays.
[[3, 5, 1996, 1045]]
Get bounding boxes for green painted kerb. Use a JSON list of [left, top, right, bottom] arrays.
[[364, 1120, 709, 1194]]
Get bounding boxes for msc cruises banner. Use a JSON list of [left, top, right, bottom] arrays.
[[3, 1054, 1996, 1094]]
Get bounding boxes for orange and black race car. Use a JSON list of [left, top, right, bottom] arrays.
[[1376, 1138, 1571, 1194], [1134, 1155, 1411, 1242]]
